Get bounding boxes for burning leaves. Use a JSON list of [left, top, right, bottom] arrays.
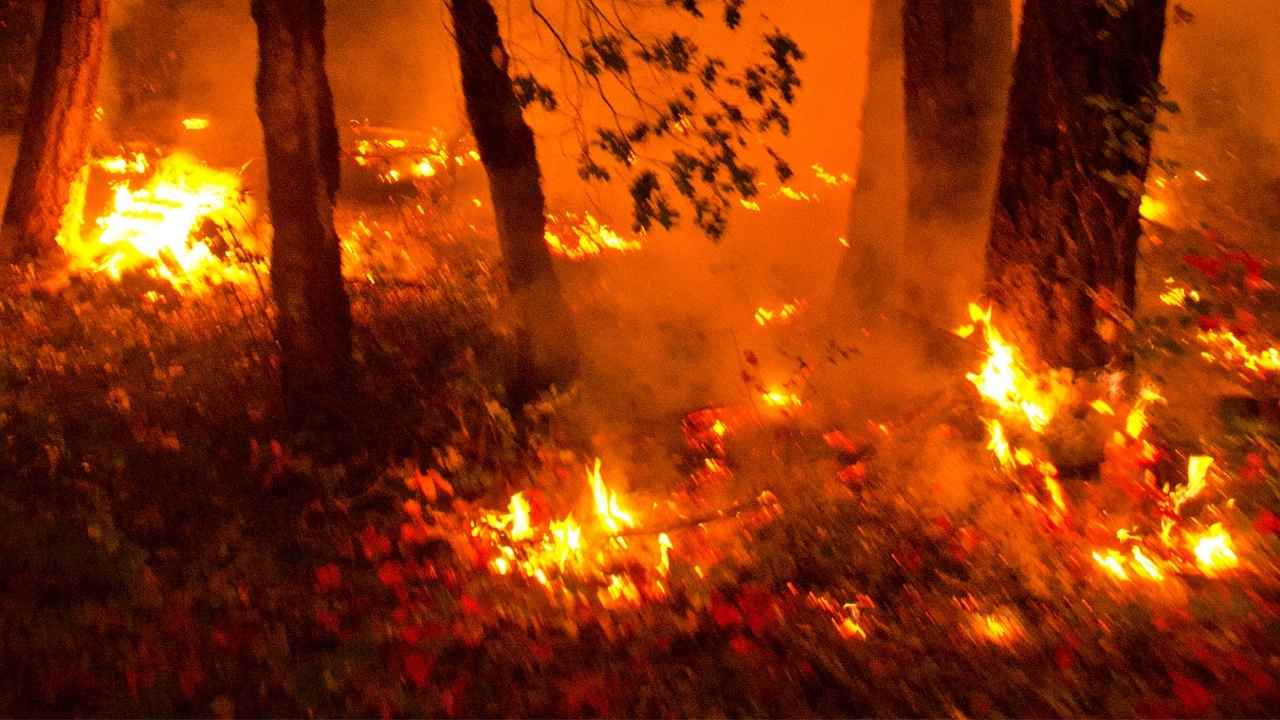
[[469, 459, 667, 606]]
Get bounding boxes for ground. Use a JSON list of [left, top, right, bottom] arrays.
[[1, 152, 1279, 717]]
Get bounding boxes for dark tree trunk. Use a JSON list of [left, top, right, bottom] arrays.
[[1, 0, 105, 267], [450, 0, 579, 409], [0, 0, 44, 132], [252, 0, 353, 433], [832, 0, 906, 319], [901, 0, 1011, 316], [985, 0, 1167, 370]]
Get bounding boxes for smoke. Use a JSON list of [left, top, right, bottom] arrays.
[[6, 0, 1279, 438]]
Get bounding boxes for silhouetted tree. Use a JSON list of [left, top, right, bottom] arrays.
[[0, 0, 44, 132], [834, 0, 1011, 321], [2, 0, 106, 270], [832, 0, 907, 317], [450, 0, 580, 409], [252, 0, 353, 432], [901, 0, 1011, 316], [985, 0, 1168, 370]]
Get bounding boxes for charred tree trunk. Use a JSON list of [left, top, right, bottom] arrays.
[[450, 0, 580, 410], [252, 0, 353, 433], [1, 0, 105, 268], [832, 0, 906, 320], [901, 0, 1011, 317], [985, 0, 1167, 370]]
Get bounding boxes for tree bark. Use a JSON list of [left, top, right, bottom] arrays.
[[985, 0, 1167, 370], [901, 0, 1011, 317], [449, 0, 579, 409], [1, 0, 105, 266], [0, 0, 44, 132], [252, 0, 353, 432], [831, 0, 906, 320]]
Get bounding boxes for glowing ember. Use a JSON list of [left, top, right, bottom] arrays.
[[544, 211, 642, 260], [972, 612, 1023, 645], [181, 117, 210, 131], [62, 152, 256, 286]]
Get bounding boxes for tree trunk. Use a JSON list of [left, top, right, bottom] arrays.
[[450, 0, 580, 409], [1, 0, 105, 267], [831, 0, 906, 320], [901, 0, 1011, 317], [0, 0, 44, 133], [252, 0, 353, 433], [985, 0, 1167, 370]]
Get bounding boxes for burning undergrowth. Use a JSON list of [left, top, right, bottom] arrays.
[[2, 111, 1279, 716]]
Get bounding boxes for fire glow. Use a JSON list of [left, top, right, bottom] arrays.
[[61, 152, 257, 286], [471, 458, 669, 606]]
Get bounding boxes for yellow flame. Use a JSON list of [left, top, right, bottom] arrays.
[[761, 388, 803, 409], [181, 117, 210, 131], [1191, 524, 1238, 576], [1093, 549, 1130, 581], [1196, 330, 1280, 376], [544, 212, 642, 260], [964, 304, 1066, 432], [589, 458, 635, 535], [754, 301, 800, 326], [63, 153, 255, 286]]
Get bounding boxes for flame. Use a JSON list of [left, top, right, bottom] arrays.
[[761, 387, 802, 409], [1191, 524, 1238, 576], [544, 211, 642, 260], [754, 301, 801, 326], [963, 303, 1068, 433], [61, 152, 256, 286], [1093, 549, 1130, 581], [181, 117, 210, 131], [1124, 385, 1164, 439], [1139, 194, 1167, 222], [1130, 546, 1164, 581], [472, 458, 664, 600], [588, 458, 635, 535], [1196, 329, 1280, 377], [986, 419, 1014, 469], [1172, 455, 1213, 515]]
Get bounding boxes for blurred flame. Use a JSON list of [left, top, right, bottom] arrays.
[[62, 152, 256, 286], [544, 211, 642, 260], [963, 303, 1068, 433], [1191, 524, 1238, 576]]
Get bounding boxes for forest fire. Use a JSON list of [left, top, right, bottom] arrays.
[[59, 152, 258, 286], [470, 459, 668, 605], [543, 211, 642, 261], [3, 0, 1279, 715]]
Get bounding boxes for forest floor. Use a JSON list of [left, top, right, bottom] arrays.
[[1, 167, 1280, 717]]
